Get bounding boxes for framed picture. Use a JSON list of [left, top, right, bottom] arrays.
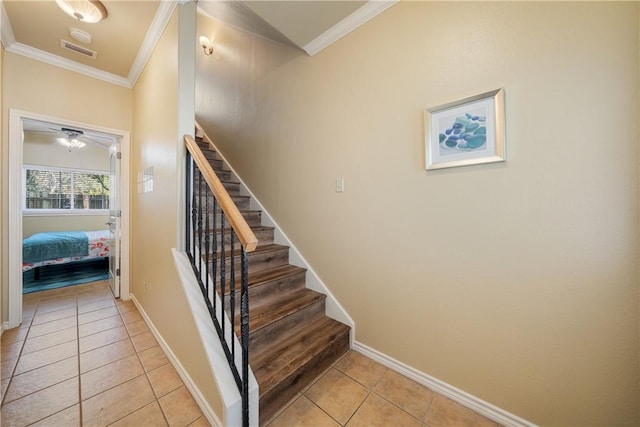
[[425, 88, 505, 171]]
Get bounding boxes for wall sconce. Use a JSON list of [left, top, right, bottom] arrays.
[[199, 36, 213, 55], [199, 36, 214, 56]]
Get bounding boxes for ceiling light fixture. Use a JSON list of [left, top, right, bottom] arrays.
[[57, 137, 86, 151], [199, 36, 214, 56], [55, 0, 108, 23]]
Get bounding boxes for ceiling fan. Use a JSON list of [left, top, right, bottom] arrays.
[[24, 121, 114, 151]]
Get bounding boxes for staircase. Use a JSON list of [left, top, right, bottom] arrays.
[[194, 135, 351, 424]]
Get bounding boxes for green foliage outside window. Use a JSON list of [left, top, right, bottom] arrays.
[[25, 167, 109, 210]]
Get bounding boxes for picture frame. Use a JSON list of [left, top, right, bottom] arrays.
[[425, 88, 505, 171]]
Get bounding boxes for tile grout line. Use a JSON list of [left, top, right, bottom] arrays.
[[76, 290, 84, 427], [304, 353, 434, 427], [111, 298, 173, 426], [1, 283, 123, 425], [0, 292, 39, 407], [2, 291, 79, 426]]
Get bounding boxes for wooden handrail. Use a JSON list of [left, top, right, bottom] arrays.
[[184, 134, 258, 252]]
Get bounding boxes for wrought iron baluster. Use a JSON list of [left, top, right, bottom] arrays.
[[191, 165, 198, 261], [220, 215, 226, 337], [185, 136, 251, 427], [241, 248, 249, 427], [185, 153, 191, 255], [197, 171, 203, 275], [230, 228, 236, 359], [204, 185, 211, 295], [212, 198, 218, 317]]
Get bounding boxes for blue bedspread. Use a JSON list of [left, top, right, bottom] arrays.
[[23, 231, 89, 263]]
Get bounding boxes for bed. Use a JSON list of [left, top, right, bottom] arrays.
[[23, 230, 112, 278]]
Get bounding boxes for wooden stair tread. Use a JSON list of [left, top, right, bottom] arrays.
[[251, 316, 350, 394]]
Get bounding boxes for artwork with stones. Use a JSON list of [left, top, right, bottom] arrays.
[[425, 88, 505, 170]]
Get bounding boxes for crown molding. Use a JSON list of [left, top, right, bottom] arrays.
[[1, 0, 16, 49], [0, 0, 178, 89], [303, 0, 397, 56], [127, 0, 177, 86], [6, 42, 132, 87]]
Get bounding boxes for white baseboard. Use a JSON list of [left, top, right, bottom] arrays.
[[353, 341, 537, 427], [130, 294, 224, 427]]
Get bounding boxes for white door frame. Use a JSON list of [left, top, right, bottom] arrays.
[[7, 108, 131, 328]]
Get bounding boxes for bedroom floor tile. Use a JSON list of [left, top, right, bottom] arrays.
[[1, 281, 207, 426]]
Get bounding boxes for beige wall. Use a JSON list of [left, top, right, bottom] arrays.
[[23, 216, 107, 239], [196, 2, 639, 425], [23, 132, 110, 170], [1, 52, 133, 324], [132, 7, 223, 417], [22, 133, 110, 237]]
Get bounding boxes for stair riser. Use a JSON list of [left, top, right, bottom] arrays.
[[214, 170, 232, 182], [207, 247, 289, 278], [223, 182, 240, 194], [201, 149, 218, 161], [192, 196, 249, 210], [249, 297, 325, 352], [192, 158, 224, 172], [210, 159, 225, 170], [194, 181, 241, 195], [258, 329, 350, 424], [223, 269, 306, 310], [194, 227, 273, 250], [198, 210, 262, 228]]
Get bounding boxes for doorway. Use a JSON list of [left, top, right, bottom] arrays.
[[7, 109, 131, 329]]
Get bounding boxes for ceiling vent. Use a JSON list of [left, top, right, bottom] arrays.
[[60, 39, 97, 59]]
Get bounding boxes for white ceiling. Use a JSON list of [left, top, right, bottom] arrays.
[[1, 0, 396, 88], [23, 118, 118, 149]]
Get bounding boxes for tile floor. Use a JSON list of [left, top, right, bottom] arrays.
[[1, 280, 501, 427], [1, 280, 208, 427], [265, 350, 502, 427]]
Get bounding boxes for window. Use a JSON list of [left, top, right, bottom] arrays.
[[24, 165, 109, 212]]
